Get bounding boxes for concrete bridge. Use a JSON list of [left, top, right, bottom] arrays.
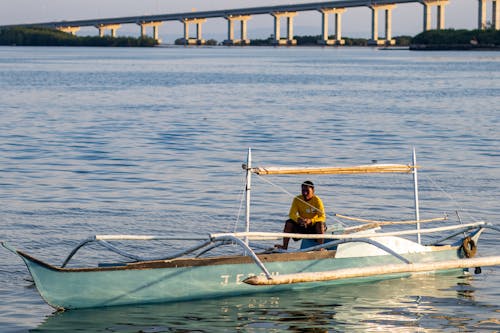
[[1, 0, 499, 45]]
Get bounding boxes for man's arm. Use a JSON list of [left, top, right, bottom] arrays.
[[288, 196, 299, 222], [309, 197, 325, 224]]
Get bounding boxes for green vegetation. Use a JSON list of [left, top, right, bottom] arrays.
[[394, 36, 413, 46], [291, 35, 320, 45], [2, 26, 499, 50], [410, 29, 500, 50], [0, 27, 158, 47], [342, 37, 369, 46], [249, 35, 412, 46], [173, 38, 219, 46], [247, 36, 274, 46], [248, 30, 499, 49]]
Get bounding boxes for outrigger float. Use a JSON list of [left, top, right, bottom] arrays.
[[3, 148, 500, 310]]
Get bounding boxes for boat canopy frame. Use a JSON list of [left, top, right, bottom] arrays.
[[243, 147, 422, 244]]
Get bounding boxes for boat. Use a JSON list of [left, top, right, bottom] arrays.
[[32, 273, 469, 331], [3, 148, 500, 310]]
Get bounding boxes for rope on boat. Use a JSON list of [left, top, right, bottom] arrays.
[[233, 181, 247, 233], [252, 167, 490, 236], [253, 173, 346, 227], [334, 213, 448, 225], [243, 255, 500, 286], [252, 173, 451, 229], [422, 173, 479, 223]]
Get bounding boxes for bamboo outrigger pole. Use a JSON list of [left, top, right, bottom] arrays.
[[413, 148, 421, 244], [252, 164, 414, 175], [244, 256, 500, 286], [244, 148, 252, 246]]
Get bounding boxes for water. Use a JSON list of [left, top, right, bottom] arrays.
[[0, 46, 499, 332]]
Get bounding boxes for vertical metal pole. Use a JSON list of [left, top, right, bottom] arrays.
[[245, 148, 252, 246], [412, 148, 421, 244]]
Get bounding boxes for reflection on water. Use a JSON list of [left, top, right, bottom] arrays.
[[31, 273, 498, 332]]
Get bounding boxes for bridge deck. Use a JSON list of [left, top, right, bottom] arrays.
[[1, 0, 419, 29]]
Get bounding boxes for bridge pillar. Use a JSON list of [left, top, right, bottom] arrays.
[[369, 4, 396, 46], [421, 0, 449, 31], [437, 4, 445, 29], [495, 0, 500, 29], [138, 21, 163, 42], [478, 0, 487, 29], [181, 18, 207, 45], [242, 18, 249, 42], [272, 12, 298, 45], [478, 0, 500, 29], [223, 15, 252, 45], [56, 26, 80, 35], [318, 8, 346, 45], [95, 24, 121, 37]]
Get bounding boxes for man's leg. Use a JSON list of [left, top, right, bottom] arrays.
[[314, 222, 326, 245], [277, 219, 296, 250]]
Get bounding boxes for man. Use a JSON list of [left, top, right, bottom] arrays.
[[275, 180, 326, 250]]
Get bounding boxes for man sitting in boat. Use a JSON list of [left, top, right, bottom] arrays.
[[275, 180, 326, 250]]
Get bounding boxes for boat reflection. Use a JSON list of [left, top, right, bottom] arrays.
[[32, 272, 480, 332]]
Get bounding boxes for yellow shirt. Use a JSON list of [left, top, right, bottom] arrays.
[[288, 195, 326, 224]]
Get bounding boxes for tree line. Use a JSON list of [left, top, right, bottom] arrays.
[[410, 29, 500, 49], [250, 29, 499, 48], [1, 26, 499, 49], [0, 27, 157, 47]]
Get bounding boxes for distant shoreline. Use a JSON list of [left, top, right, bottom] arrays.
[[409, 44, 500, 51], [0, 27, 158, 47], [1, 27, 499, 50]]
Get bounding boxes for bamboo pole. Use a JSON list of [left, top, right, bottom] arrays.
[[211, 221, 485, 241], [252, 164, 415, 175], [413, 148, 421, 244], [245, 148, 252, 246], [244, 256, 500, 285], [95, 235, 208, 241], [335, 214, 447, 225]]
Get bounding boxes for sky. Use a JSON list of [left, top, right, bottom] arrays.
[[0, 0, 480, 40]]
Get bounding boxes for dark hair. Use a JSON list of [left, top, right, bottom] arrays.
[[301, 180, 314, 188]]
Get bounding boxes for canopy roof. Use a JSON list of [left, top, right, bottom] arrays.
[[250, 164, 416, 175]]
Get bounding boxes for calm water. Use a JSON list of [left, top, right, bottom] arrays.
[[0, 46, 499, 332]]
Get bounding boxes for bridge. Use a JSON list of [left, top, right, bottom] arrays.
[[1, 0, 499, 45]]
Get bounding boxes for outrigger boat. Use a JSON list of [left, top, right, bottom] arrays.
[[3, 148, 500, 310]]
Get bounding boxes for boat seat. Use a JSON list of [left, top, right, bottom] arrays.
[[300, 239, 337, 250], [98, 262, 128, 267]]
